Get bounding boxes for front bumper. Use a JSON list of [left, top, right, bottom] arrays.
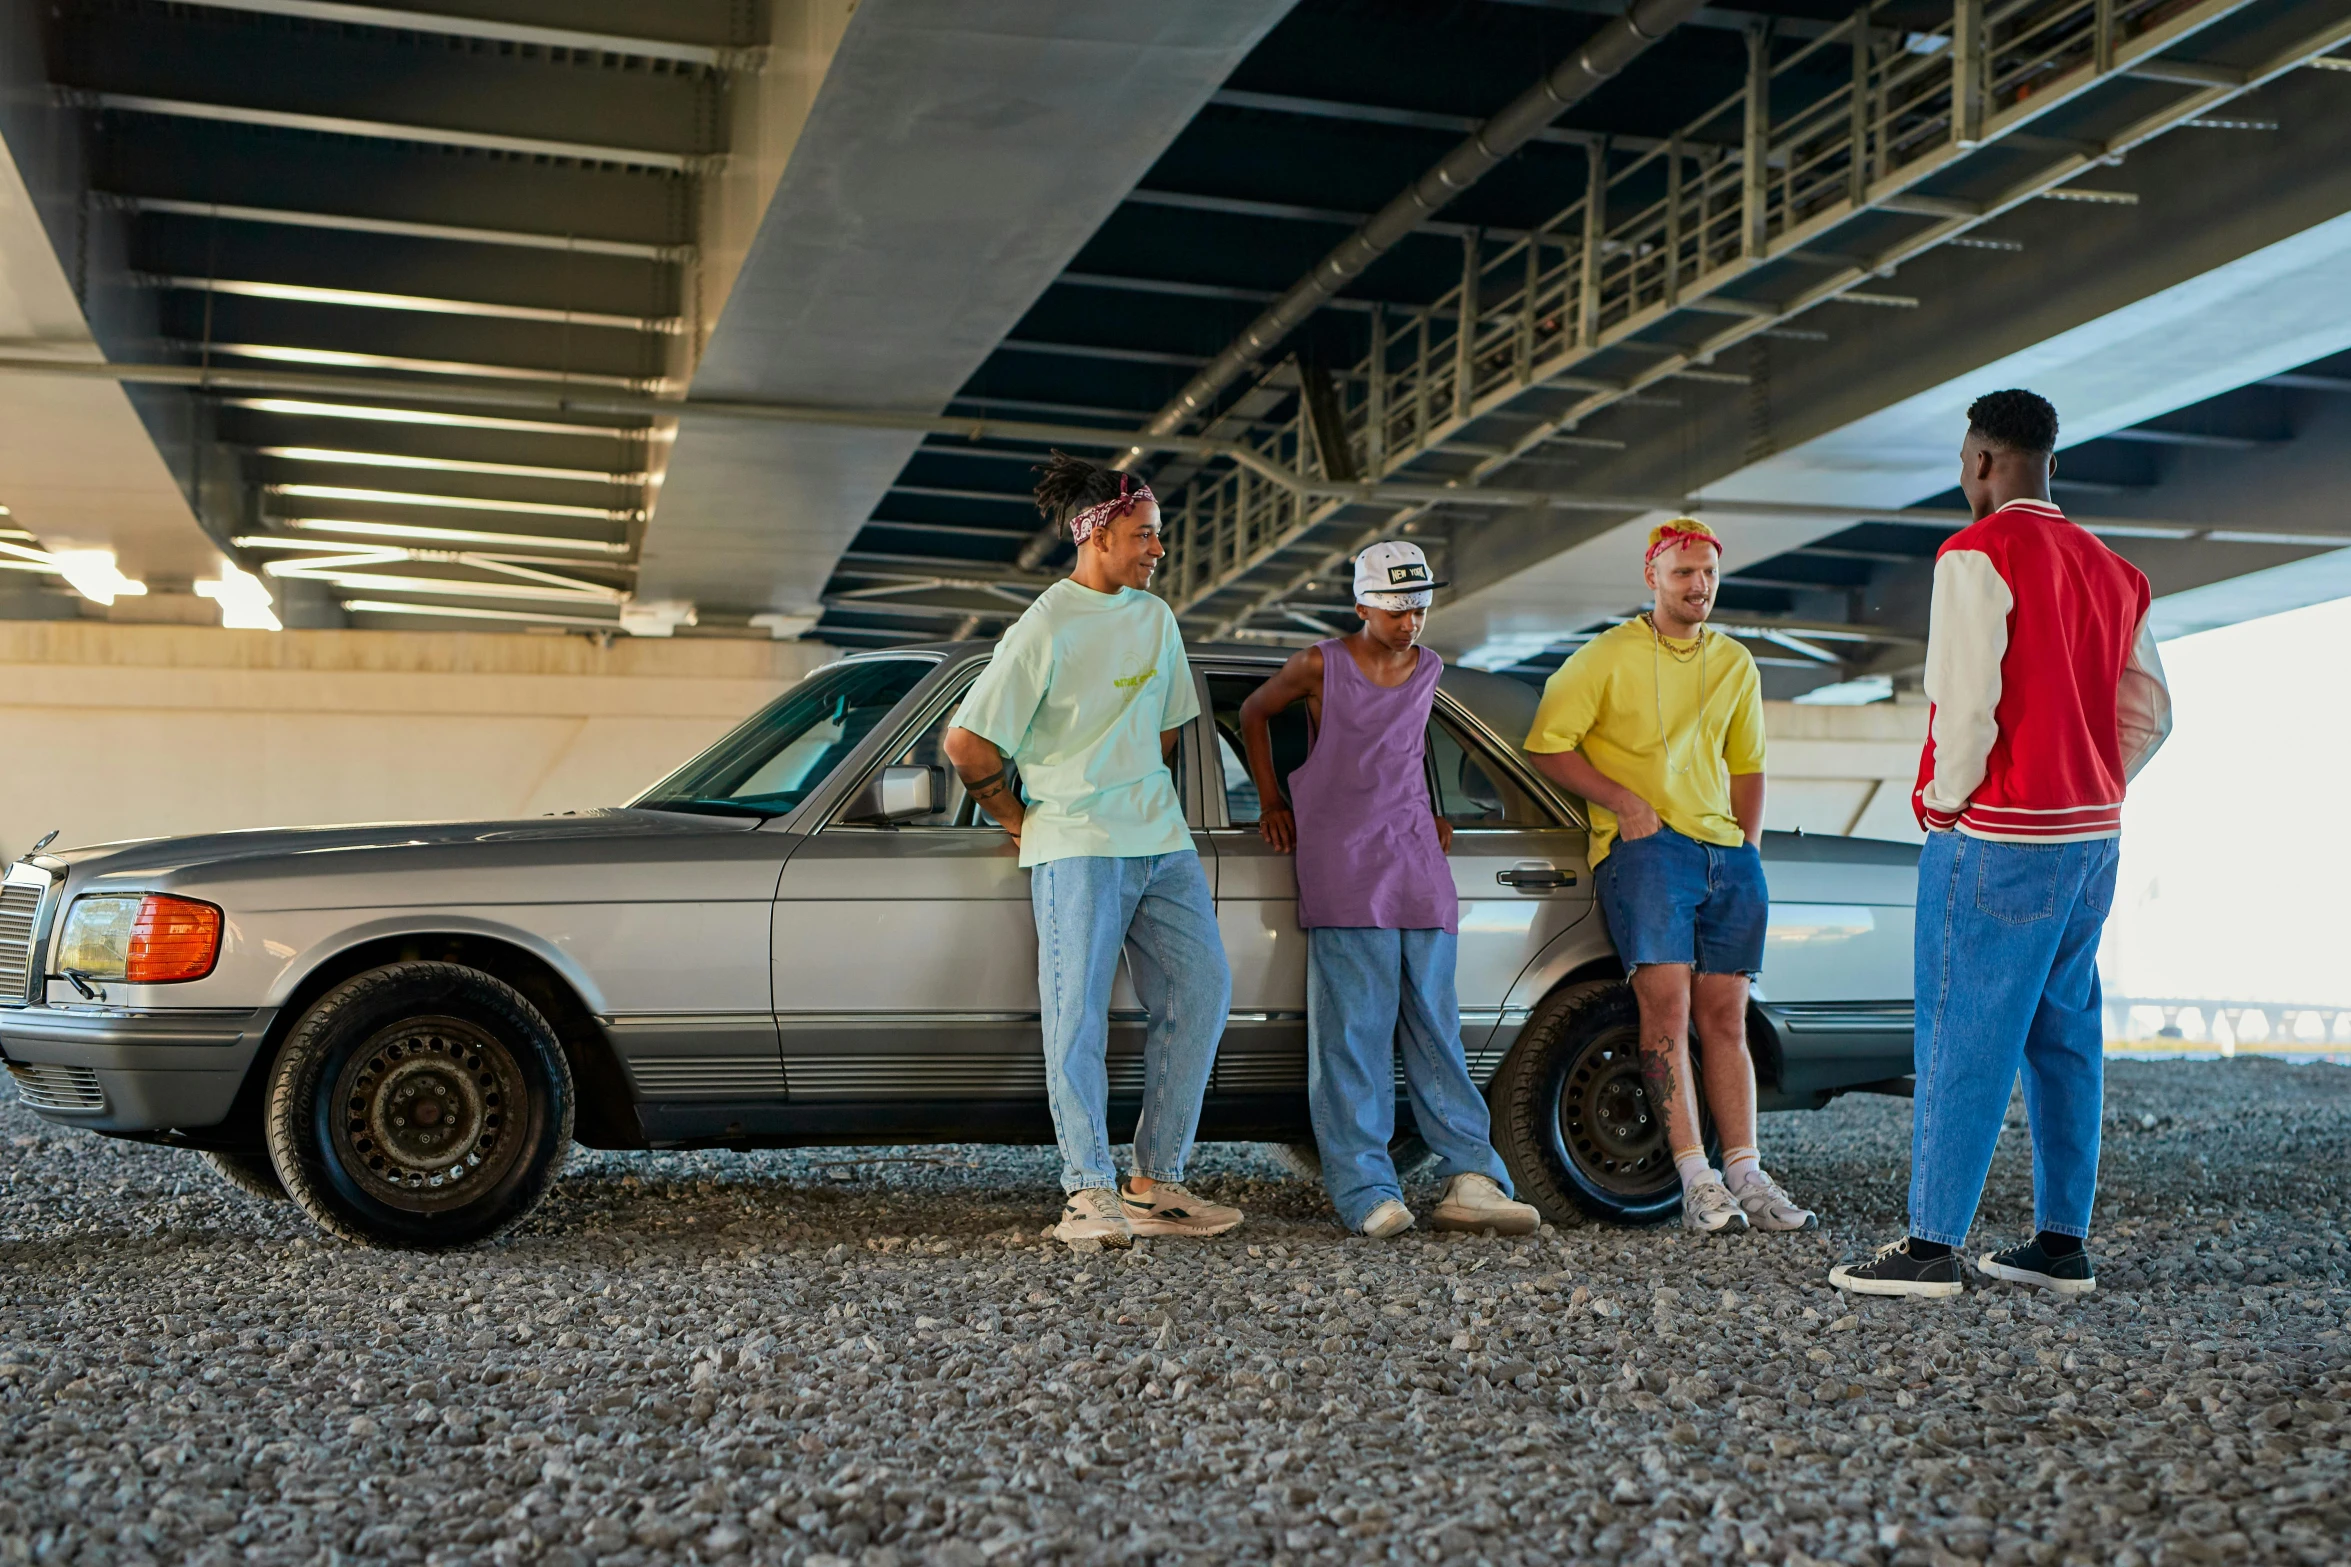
[[0, 1005, 276, 1132]]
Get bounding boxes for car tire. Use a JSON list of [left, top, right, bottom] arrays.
[[1490, 979, 1719, 1227], [266, 962, 574, 1249], [199, 1148, 288, 1204], [1270, 1132, 1437, 1185]]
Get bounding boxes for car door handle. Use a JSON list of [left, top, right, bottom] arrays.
[[1497, 863, 1577, 891]]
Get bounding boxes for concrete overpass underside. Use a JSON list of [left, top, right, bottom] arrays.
[[800, 0, 2351, 698], [0, 0, 2344, 675]]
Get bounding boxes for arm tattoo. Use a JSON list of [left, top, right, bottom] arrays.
[[960, 765, 1012, 801]]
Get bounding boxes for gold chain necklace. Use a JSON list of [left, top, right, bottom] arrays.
[[1645, 612, 1710, 777]]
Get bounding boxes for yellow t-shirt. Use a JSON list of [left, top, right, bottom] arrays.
[[1524, 619, 1767, 863]]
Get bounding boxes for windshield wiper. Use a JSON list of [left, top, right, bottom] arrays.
[[633, 797, 781, 820]]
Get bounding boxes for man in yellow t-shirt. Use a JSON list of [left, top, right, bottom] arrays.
[[1523, 518, 1815, 1237]]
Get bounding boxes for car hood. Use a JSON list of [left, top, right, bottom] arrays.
[[43, 807, 763, 885]]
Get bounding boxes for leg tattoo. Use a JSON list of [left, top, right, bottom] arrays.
[[1640, 1037, 1677, 1113]]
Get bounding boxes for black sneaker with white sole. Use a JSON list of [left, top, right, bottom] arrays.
[[1828, 1238, 1964, 1299], [1977, 1237, 2095, 1294]]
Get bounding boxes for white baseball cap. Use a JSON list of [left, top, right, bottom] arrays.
[[1353, 539, 1447, 610]]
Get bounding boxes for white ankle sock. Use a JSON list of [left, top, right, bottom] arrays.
[[1722, 1146, 1763, 1190], [1673, 1148, 1716, 1190]]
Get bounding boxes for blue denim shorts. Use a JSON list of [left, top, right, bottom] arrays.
[[1594, 825, 1769, 976]]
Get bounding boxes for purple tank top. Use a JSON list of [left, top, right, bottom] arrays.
[[1288, 639, 1459, 932]]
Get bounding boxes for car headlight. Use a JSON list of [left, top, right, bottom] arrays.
[[55, 893, 223, 984]]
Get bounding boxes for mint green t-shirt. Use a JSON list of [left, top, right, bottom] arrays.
[[954, 579, 1199, 868]]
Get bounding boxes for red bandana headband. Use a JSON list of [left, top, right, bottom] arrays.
[[1645, 521, 1721, 567], [1068, 474, 1155, 544]]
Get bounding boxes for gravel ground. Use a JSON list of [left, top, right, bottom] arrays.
[[1, 1058, 2346, 1567]]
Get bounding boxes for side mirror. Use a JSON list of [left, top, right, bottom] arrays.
[[842, 765, 939, 824]]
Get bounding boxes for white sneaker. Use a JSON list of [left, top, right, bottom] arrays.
[[1360, 1198, 1415, 1238], [1681, 1175, 1750, 1236], [1429, 1174, 1540, 1235], [1730, 1170, 1818, 1232], [1053, 1187, 1132, 1247], [1119, 1180, 1243, 1238]]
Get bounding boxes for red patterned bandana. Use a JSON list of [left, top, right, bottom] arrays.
[[1069, 474, 1156, 544], [1645, 523, 1721, 567]]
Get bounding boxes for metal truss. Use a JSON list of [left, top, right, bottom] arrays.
[[1154, 0, 2351, 645]]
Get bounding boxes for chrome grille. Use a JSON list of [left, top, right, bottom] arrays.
[[6, 1062, 104, 1114], [627, 1056, 787, 1099], [0, 879, 43, 1003]]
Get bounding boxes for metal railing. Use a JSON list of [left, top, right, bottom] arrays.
[[1157, 0, 2350, 638]]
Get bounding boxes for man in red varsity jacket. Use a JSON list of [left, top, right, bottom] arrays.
[[1833, 389, 2171, 1301]]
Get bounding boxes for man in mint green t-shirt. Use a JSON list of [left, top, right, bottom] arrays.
[[944, 452, 1240, 1249]]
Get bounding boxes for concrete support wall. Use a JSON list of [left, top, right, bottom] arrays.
[[0, 626, 833, 859], [1760, 700, 1929, 843]]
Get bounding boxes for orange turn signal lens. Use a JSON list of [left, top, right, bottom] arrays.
[[125, 895, 223, 983]]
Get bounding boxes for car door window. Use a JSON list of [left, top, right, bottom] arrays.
[[1427, 708, 1552, 826], [637, 657, 932, 817], [1205, 671, 1310, 823], [851, 677, 1021, 828], [855, 669, 1193, 830]]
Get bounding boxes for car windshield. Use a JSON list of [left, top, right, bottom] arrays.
[[632, 657, 933, 818]]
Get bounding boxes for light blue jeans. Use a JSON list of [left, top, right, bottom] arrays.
[[1307, 926, 1514, 1231], [1031, 851, 1230, 1194], [1909, 832, 2119, 1247]]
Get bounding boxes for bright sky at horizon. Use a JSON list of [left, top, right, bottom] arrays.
[[2098, 591, 2351, 1006]]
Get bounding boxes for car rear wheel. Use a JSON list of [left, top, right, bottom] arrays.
[[266, 962, 573, 1249], [1490, 979, 1719, 1227], [198, 1148, 287, 1203]]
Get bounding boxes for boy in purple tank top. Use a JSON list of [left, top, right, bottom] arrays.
[[1239, 542, 1540, 1238]]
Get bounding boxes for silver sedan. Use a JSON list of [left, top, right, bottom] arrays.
[[0, 643, 1917, 1247]]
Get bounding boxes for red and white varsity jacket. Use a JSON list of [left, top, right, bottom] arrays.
[[1912, 498, 2172, 841]]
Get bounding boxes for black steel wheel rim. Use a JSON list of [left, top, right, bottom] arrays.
[[1545, 1024, 1673, 1200], [329, 1017, 526, 1212]]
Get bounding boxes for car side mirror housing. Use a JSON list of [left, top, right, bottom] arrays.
[[842, 765, 939, 824]]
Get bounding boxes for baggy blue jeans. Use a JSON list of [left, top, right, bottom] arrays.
[[1307, 926, 1514, 1231], [1031, 850, 1231, 1194], [1909, 831, 2119, 1247]]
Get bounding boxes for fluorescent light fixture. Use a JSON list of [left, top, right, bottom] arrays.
[[618, 598, 697, 638], [1457, 633, 1566, 671], [194, 563, 282, 630], [260, 518, 630, 555], [50, 549, 147, 606], [750, 612, 819, 640], [264, 568, 619, 604], [269, 484, 631, 520], [236, 535, 396, 554], [1793, 675, 1895, 706], [151, 276, 681, 334], [114, 196, 682, 260], [258, 447, 645, 484], [194, 342, 646, 388], [342, 599, 621, 628], [227, 398, 643, 439]]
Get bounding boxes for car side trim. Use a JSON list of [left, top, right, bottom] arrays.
[[769, 1009, 1311, 1024]]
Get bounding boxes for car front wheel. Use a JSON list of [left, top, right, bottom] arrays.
[[198, 1148, 287, 1203], [266, 962, 573, 1249], [1489, 979, 1718, 1227]]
